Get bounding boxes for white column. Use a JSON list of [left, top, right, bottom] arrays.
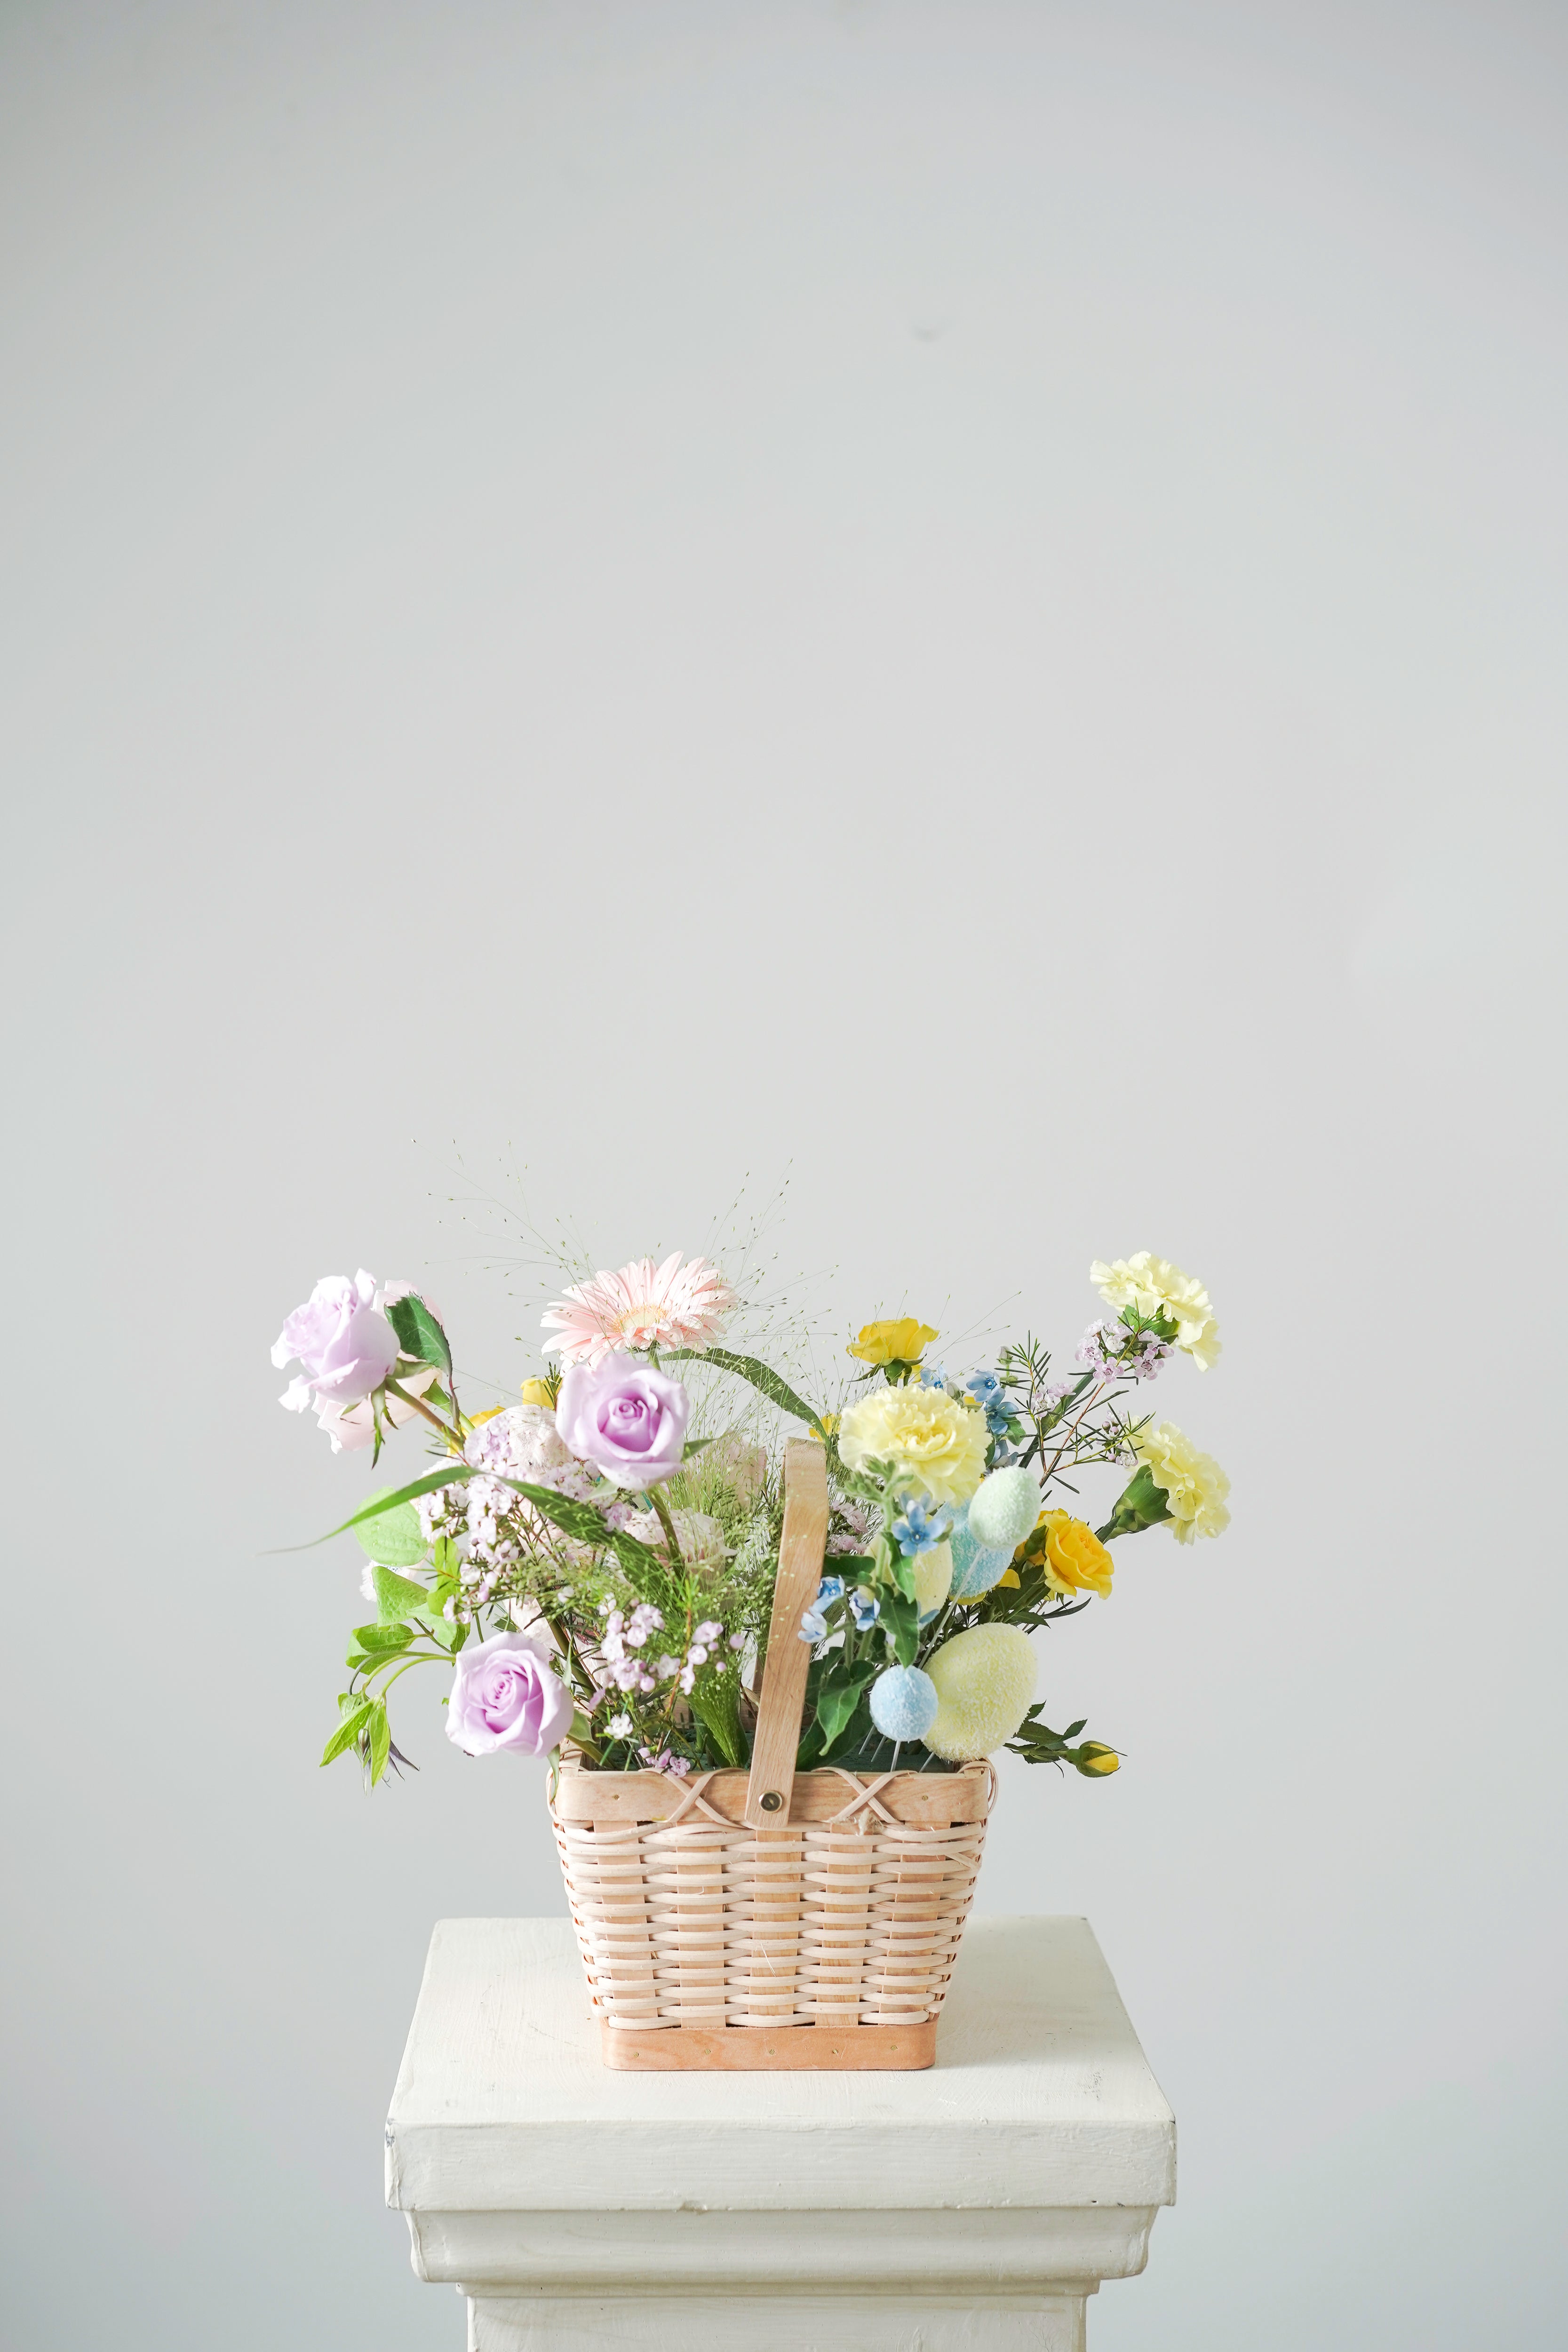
[[386, 1915, 1175, 2349]]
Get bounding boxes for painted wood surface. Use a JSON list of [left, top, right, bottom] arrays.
[[385, 1914, 1176, 2215]]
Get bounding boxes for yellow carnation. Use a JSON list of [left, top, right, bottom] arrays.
[[847, 1317, 938, 1367], [1039, 1510, 1114, 1598], [1090, 1253, 1221, 1369], [837, 1383, 989, 1506], [1131, 1420, 1231, 1543]]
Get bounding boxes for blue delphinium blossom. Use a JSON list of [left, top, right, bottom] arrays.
[[798, 1605, 829, 1644], [966, 1367, 1017, 1441], [816, 1575, 846, 1605], [850, 1589, 881, 1631], [891, 1498, 952, 1555], [916, 1362, 950, 1391]]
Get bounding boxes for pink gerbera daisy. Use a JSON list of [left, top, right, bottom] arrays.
[[541, 1252, 738, 1367]]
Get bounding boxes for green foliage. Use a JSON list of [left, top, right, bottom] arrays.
[[1006, 1702, 1121, 1777], [499, 1478, 682, 1615], [880, 1586, 920, 1666], [368, 1565, 430, 1623], [352, 1492, 427, 1567], [384, 1294, 453, 1375], [689, 1678, 747, 1768], [668, 1346, 823, 1432], [294, 1466, 473, 1551], [320, 1700, 375, 1765], [814, 1658, 878, 1750], [1096, 1462, 1172, 1542], [367, 1701, 392, 1786]]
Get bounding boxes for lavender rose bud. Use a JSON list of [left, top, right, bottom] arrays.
[[445, 1632, 574, 1759], [272, 1271, 400, 1415], [555, 1352, 690, 1490]]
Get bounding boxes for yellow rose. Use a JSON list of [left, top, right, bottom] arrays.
[[837, 1383, 990, 1506], [847, 1317, 938, 1367], [1075, 1743, 1121, 1776], [519, 1376, 558, 1410], [1040, 1510, 1115, 1598]]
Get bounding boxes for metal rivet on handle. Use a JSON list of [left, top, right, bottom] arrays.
[[760, 1790, 784, 1813]]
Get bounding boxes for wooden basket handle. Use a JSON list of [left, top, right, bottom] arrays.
[[742, 1438, 830, 1829]]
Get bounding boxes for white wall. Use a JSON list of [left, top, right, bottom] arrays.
[[2, 4, 1563, 2345]]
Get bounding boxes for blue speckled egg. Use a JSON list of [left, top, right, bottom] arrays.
[[947, 1504, 1014, 1600], [868, 1664, 940, 1742]]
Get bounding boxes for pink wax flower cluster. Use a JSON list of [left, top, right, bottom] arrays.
[[555, 1352, 690, 1489], [444, 1632, 573, 1758]]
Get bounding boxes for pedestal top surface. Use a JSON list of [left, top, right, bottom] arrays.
[[386, 1915, 1175, 2215]]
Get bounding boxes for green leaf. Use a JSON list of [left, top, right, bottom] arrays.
[[369, 1565, 430, 1623], [351, 1490, 428, 1567], [816, 1663, 877, 1749], [881, 1588, 919, 1667], [367, 1702, 391, 1786], [321, 1701, 375, 1765], [690, 1680, 747, 1768], [384, 1294, 453, 1375], [272, 1465, 473, 1553], [668, 1346, 824, 1431], [351, 1621, 414, 1654]]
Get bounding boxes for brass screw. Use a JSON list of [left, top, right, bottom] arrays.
[[760, 1790, 784, 1812]]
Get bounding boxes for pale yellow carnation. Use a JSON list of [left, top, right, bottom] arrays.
[[1090, 1251, 1221, 1369], [837, 1384, 989, 1506], [1131, 1419, 1231, 1543]]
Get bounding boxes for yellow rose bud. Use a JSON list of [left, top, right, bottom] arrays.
[[1040, 1510, 1114, 1598], [1075, 1742, 1121, 1777], [519, 1376, 558, 1410], [846, 1317, 939, 1367]]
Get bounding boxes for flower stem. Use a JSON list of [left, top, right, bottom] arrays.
[[648, 1486, 687, 1573], [385, 1376, 461, 1446]]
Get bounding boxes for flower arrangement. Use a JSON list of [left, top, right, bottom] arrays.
[[274, 1246, 1230, 1788]]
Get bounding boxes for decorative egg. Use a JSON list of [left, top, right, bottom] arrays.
[[947, 1505, 1013, 1600], [869, 1664, 940, 1742], [912, 1540, 953, 1622], [921, 1624, 1038, 1761], [967, 1467, 1043, 1555]]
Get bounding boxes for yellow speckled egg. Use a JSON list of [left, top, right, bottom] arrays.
[[912, 1540, 953, 1621], [922, 1624, 1038, 1761]]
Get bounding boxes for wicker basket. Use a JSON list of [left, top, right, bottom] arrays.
[[550, 1439, 997, 2070]]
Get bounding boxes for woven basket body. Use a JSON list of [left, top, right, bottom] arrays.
[[552, 1757, 995, 2068], [549, 1438, 997, 2070]]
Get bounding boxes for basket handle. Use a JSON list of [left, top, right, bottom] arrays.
[[742, 1437, 830, 1828]]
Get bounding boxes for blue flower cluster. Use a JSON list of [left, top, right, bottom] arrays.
[[890, 1498, 952, 1556]]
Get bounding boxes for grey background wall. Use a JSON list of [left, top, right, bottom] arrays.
[[2, 3, 1563, 2345]]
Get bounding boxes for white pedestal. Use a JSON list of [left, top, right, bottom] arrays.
[[386, 1915, 1175, 2350]]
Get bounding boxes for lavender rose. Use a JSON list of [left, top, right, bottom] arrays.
[[272, 1271, 400, 1415], [555, 1352, 690, 1489], [445, 1632, 573, 1758]]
